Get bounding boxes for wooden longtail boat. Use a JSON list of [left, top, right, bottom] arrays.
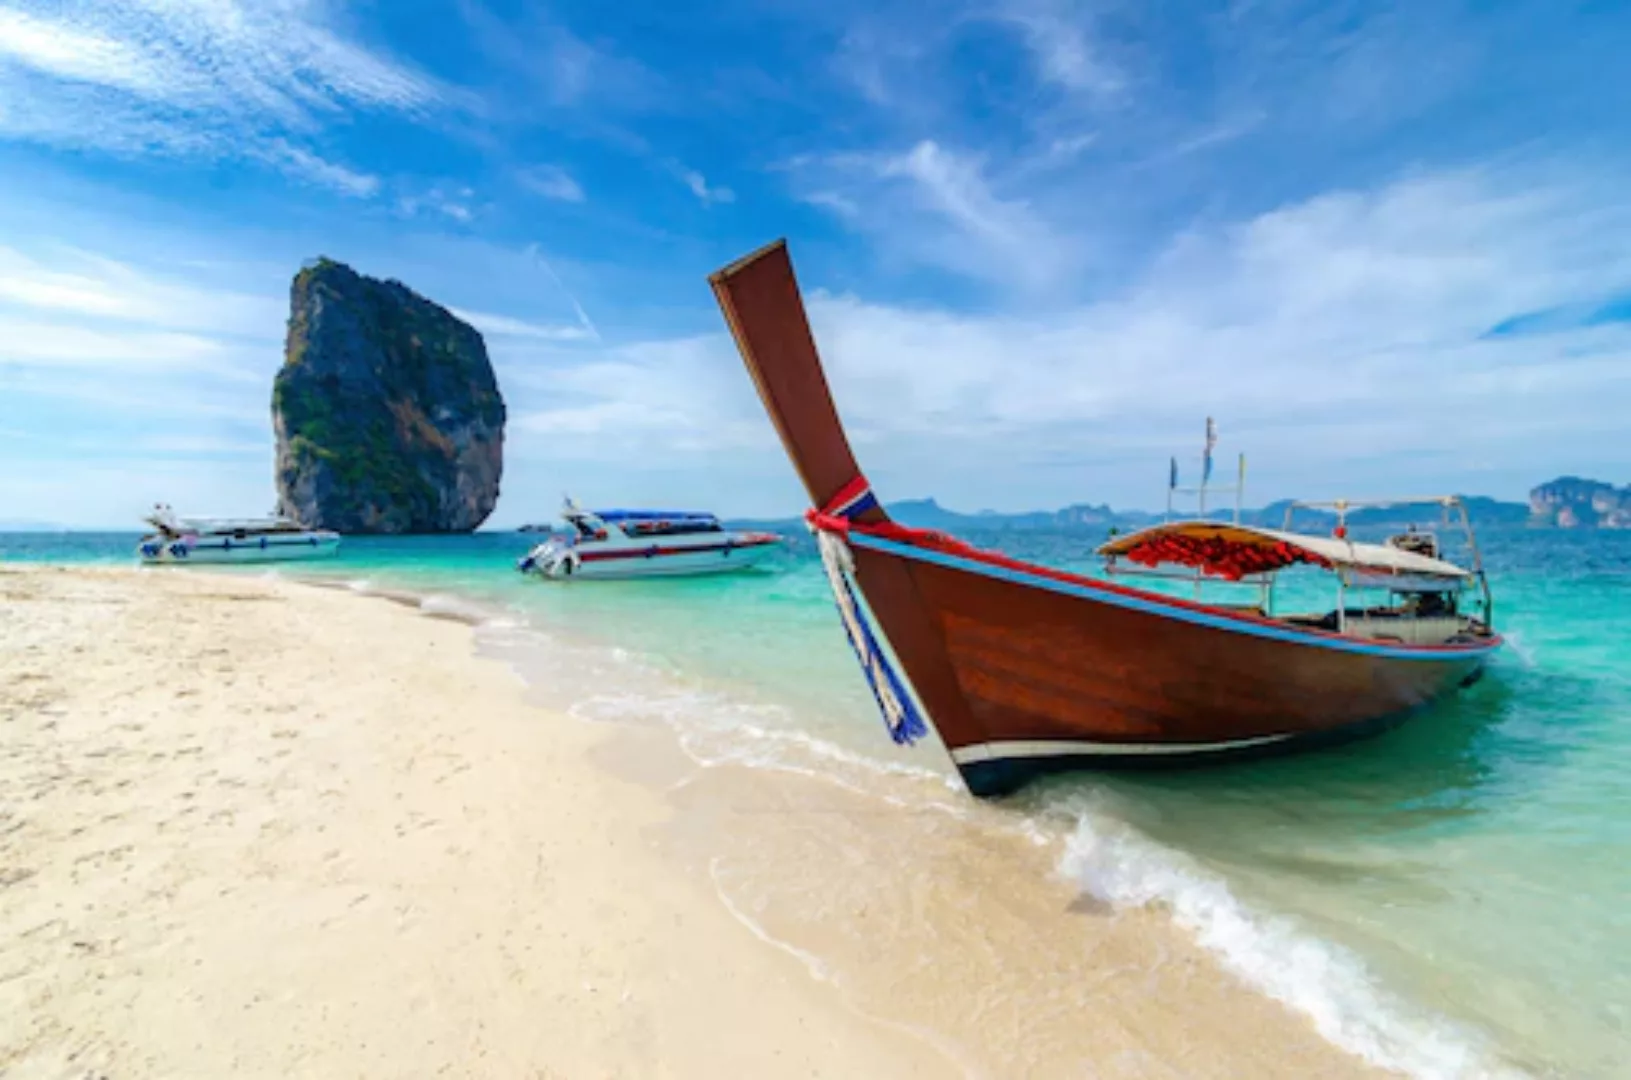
[[709, 240, 1502, 798]]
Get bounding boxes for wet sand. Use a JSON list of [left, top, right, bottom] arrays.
[[0, 566, 1384, 1078]]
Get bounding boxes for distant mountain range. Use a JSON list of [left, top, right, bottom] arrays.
[[839, 495, 1534, 532], [725, 483, 1619, 533]]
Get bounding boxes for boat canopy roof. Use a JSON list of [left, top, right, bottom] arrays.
[[1097, 520, 1472, 582], [144, 512, 301, 534], [575, 508, 719, 524]]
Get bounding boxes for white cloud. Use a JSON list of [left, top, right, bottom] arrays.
[[518, 163, 585, 203], [0, 316, 227, 370], [1159, 111, 1267, 160], [0, 244, 284, 336], [505, 166, 1631, 511], [137, 433, 271, 455], [678, 165, 735, 205], [457, 2, 659, 114], [0, 454, 281, 528], [802, 190, 860, 218], [1045, 132, 1098, 159], [0, 7, 164, 93], [264, 140, 379, 197], [0, 0, 438, 185], [451, 308, 595, 342], [397, 186, 477, 222], [987, 2, 1123, 101], [881, 141, 1035, 249], [798, 140, 1074, 291], [509, 336, 771, 456]]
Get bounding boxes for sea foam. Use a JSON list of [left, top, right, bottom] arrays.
[[1057, 808, 1526, 1080]]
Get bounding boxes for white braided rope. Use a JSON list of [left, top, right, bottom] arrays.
[[814, 527, 910, 736]]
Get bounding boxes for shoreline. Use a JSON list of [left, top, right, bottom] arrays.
[[3, 565, 1386, 1077]]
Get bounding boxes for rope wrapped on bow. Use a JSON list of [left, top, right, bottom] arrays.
[[806, 477, 929, 746]]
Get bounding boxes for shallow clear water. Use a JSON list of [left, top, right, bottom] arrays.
[[7, 527, 1627, 1077]]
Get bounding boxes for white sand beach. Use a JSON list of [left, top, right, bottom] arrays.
[[1, 566, 1383, 1078]]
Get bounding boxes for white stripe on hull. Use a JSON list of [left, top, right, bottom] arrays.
[[949, 733, 1294, 764]]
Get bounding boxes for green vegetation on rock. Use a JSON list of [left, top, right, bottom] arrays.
[[271, 258, 506, 534]]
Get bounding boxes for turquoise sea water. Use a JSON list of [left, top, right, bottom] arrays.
[[6, 527, 1627, 1078]]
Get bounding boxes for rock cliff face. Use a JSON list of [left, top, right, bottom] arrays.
[[272, 258, 505, 533], [1529, 476, 1631, 529]]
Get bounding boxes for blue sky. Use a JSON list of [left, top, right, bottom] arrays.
[[3, 0, 1630, 527]]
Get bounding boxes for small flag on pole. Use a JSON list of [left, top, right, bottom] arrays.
[[1169, 456, 1178, 490], [1203, 417, 1217, 484]]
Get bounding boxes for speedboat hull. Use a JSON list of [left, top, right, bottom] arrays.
[[519, 535, 778, 580], [137, 533, 341, 565]]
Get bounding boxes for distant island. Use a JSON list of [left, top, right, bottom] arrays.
[[1528, 476, 1631, 529], [705, 477, 1629, 534]]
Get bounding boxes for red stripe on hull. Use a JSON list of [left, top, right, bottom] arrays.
[[576, 538, 777, 563]]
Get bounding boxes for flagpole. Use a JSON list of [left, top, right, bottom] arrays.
[[1200, 417, 1215, 518], [1166, 457, 1176, 522], [1236, 452, 1245, 525]]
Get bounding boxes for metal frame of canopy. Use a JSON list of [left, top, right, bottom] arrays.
[[1281, 495, 1494, 630]]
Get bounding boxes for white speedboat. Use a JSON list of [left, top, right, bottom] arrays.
[[518, 499, 780, 580], [136, 504, 341, 564]]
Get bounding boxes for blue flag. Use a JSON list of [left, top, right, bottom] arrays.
[[1169, 457, 1178, 490]]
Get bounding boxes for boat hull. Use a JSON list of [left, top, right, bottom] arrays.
[[137, 534, 341, 565], [850, 535, 1496, 796], [709, 240, 1500, 797], [522, 538, 778, 580]]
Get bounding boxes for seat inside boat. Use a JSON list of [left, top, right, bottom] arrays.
[[1278, 601, 1475, 645]]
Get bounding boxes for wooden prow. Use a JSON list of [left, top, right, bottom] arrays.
[[709, 240, 887, 522]]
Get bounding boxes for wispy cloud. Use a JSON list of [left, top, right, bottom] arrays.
[[518, 163, 585, 203], [451, 308, 595, 343], [797, 140, 1073, 291], [880, 141, 1035, 249], [265, 140, 380, 197], [0, 316, 228, 371], [0, 0, 439, 185], [985, 1, 1124, 101], [0, 244, 283, 335], [511, 336, 769, 454], [1162, 110, 1267, 159], [677, 164, 735, 205], [397, 186, 477, 222], [522, 244, 600, 342], [0, 6, 163, 93], [456, 0, 659, 117]]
